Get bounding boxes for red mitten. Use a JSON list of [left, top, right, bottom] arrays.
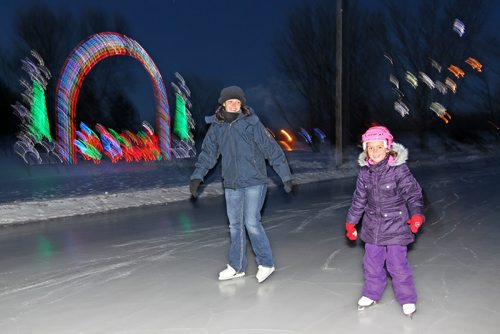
[[407, 214, 424, 233], [345, 222, 358, 241]]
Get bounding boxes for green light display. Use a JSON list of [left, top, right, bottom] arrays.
[[29, 81, 52, 142], [173, 94, 189, 140]]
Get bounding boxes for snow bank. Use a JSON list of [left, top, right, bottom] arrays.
[[1, 140, 498, 226]]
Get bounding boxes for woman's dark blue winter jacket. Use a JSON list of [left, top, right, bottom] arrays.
[[190, 111, 292, 189]]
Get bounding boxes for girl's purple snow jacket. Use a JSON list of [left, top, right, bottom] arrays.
[[346, 143, 424, 246]]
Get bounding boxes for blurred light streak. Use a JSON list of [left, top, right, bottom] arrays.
[[280, 129, 293, 142], [313, 128, 326, 142], [279, 141, 292, 151], [13, 51, 63, 164], [419, 72, 435, 89], [266, 128, 276, 138], [453, 18, 465, 37], [171, 72, 196, 158], [430, 58, 442, 73], [430, 102, 452, 124], [298, 128, 312, 144], [435, 81, 447, 95], [55, 32, 171, 164], [74, 121, 163, 163], [394, 100, 409, 117], [465, 57, 482, 72], [487, 120, 499, 130], [445, 77, 457, 94], [405, 71, 418, 89], [448, 65, 465, 78], [389, 74, 399, 89]]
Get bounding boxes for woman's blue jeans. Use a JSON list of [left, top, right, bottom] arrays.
[[224, 184, 274, 272]]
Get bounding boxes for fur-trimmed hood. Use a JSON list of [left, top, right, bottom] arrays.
[[357, 142, 409, 167]]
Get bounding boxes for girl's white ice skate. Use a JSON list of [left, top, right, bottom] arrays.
[[357, 296, 376, 310], [402, 303, 416, 318]]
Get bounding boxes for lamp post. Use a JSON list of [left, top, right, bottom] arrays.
[[335, 0, 343, 167]]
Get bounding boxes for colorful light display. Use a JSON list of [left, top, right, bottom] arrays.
[[74, 121, 162, 164], [385, 17, 484, 124], [174, 94, 189, 140], [13, 50, 62, 164], [29, 81, 52, 142], [55, 32, 171, 164], [170, 72, 196, 158]]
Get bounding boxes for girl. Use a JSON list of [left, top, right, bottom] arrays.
[[345, 125, 424, 317]]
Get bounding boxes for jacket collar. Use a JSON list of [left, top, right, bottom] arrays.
[[358, 142, 409, 167], [205, 107, 260, 125]]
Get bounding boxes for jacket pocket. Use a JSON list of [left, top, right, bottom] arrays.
[[381, 210, 405, 219], [380, 181, 397, 196]]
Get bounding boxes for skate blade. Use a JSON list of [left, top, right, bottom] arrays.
[[404, 310, 416, 319], [218, 273, 245, 281], [357, 302, 376, 311]]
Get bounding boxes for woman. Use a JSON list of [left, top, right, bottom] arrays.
[[190, 85, 294, 283]]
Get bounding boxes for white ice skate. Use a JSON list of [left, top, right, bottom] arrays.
[[402, 303, 416, 318], [218, 264, 245, 281], [357, 296, 376, 310], [256, 265, 275, 283]]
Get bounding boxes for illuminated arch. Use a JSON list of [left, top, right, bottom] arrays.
[[55, 32, 171, 163]]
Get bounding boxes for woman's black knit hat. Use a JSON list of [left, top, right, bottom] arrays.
[[218, 85, 246, 104]]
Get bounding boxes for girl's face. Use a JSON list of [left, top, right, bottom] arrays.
[[223, 99, 242, 113], [366, 141, 389, 164]]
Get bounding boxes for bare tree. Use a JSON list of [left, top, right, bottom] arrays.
[[7, 4, 139, 139], [379, 0, 495, 147], [108, 93, 139, 131], [275, 0, 498, 149], [76, 8, 137, 130], [274, 0, 385, 144], [0, 77, 17, 149], [10, 4, 73, 129], [275, 0, 336, 137], [0, 44, 17, 145]]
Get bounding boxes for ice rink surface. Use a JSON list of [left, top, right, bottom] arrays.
[[1, 158, 499, 333]]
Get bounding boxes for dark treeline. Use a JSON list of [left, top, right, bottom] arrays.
[[0, 5, 142, 151], [1, 0, 499, 154], [275, 0, 500, 147], [0, 3, 223, 153]]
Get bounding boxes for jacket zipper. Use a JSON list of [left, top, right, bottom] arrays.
[[229, 120, 239, 188], [374, 171, 382, 244]]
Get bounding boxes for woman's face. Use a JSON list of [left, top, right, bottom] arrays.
[[223, 99, 242, 113], [366, 141, 389, 164]]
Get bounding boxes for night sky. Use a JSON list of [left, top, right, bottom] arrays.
[[1, 0, 498, 126], [0, 0, 316, 124], [1, 0, 306, 87], [2, 0, 500, 86]]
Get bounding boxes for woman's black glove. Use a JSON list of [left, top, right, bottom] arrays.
[[283, 180, 296, 193], [189, 179, 202, 198]]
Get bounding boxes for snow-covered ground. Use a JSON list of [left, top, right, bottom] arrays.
[[1, 137, 499, 225], [1, 154, 500, 333]]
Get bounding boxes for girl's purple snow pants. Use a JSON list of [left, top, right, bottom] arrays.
[[362, 243, 417, 304]]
